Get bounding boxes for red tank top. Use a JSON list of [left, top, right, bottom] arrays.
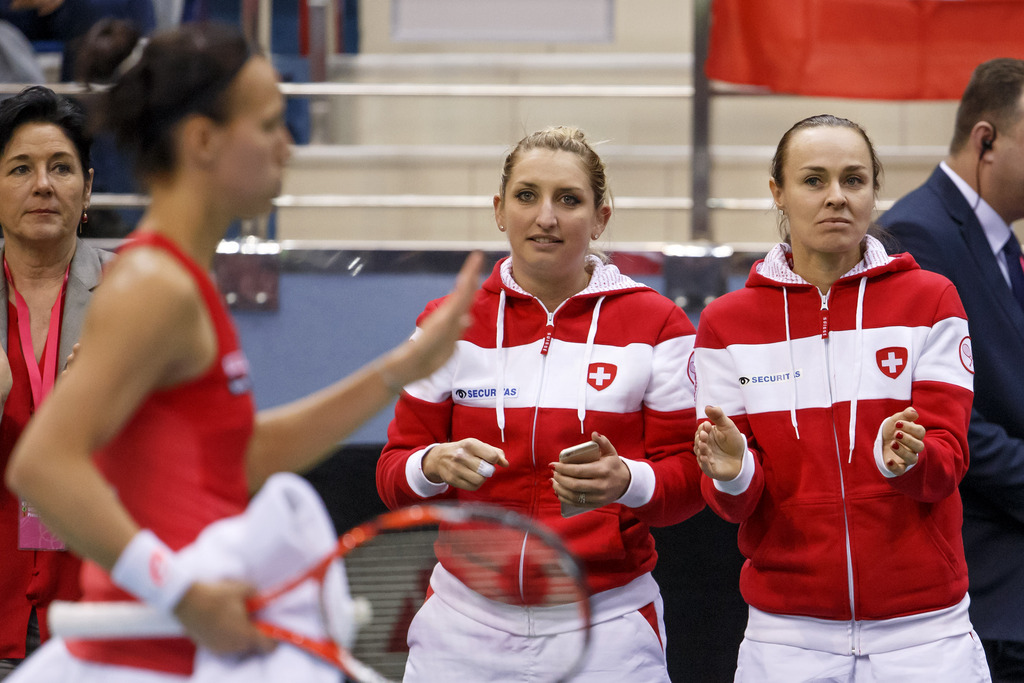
[[67, 232, 253, 674]]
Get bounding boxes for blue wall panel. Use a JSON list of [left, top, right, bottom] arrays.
[[233, 268, 667, 444]]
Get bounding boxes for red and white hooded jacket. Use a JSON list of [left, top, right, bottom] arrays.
[[695, 236, 974, 630], [379, 256, 704, 600]]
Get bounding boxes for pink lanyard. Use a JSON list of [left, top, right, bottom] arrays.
[[3, 258, 70, 408]]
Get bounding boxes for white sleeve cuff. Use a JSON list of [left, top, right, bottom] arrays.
[[110, 530, 193, 613], [615, 457, 655, 508], [406, 445, 450, 498], [874, 425, 916, 478], [713, 437, 756, 496]]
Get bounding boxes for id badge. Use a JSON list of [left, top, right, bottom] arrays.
[[19, 500, 66, 551]]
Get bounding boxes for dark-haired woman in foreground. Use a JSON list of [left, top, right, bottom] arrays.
[[5, 23, 481, 681]]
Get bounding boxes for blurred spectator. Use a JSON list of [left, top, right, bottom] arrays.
[[0, 0, 155, 81], [72, 16, 140, 84], [0, 19, 44, 84], [70, 16, 145, 238]]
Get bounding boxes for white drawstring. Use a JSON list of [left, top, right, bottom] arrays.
[[783, 288, 801, 439], [577, 297, 605, 434], [847, 277, 867, 463], [495, 289, 507, 442]]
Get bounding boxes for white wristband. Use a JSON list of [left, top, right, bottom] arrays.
[[110, 530, 192, 613]]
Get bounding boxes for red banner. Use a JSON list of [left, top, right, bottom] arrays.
[[706, 0, 1024, 100]]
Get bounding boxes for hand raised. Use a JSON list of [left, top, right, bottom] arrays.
[[694, 405, 745, 481], [384, 251, 484, 387]]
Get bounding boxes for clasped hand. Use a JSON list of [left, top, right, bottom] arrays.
[[421, 438, 508, 491], [880, 406, 924, 475], [550, 433, 630, 510], [422, 431, 631, 510]]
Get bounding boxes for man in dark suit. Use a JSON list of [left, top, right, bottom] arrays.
[[879, 58, 1024, 683]]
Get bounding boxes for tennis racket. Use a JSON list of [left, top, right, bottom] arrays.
[[50, 502, 592, 683]]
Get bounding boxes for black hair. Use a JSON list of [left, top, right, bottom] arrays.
[[98, 22, 254, 182], [0, 85, 92, 172], [73, 17, 143, 84]]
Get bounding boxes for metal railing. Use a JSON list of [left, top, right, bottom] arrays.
[[4, 1, 944, 252]]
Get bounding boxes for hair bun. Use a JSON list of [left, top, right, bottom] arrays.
[[74, 18, 142, 84]]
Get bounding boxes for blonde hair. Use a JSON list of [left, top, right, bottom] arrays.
[[498, 126, 612, 264], [499, 126, 611, 210]]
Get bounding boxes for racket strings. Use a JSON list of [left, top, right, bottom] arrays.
[[338, 526, 439, 680], [333, 515, 590, 681]]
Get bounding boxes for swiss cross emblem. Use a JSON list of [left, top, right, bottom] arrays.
[[587, 363, 617, 391], [875, 347, 908, 379]]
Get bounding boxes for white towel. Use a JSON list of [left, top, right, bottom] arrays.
[[176, 472, 351, 683]]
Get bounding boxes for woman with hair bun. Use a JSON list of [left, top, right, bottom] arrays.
[[694, 115, 990, 682], [5, 22, 481, 682]]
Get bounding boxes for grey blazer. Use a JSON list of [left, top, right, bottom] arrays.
[[0, 238, 116, 374]]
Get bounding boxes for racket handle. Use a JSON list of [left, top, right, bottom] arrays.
[[49, 600, 183, 639]]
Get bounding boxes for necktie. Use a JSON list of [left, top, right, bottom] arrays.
[[1002, 233, 1024, 314]]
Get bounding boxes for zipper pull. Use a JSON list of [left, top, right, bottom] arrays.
[[540, 311, 555, 355], [820, 293, 830, 339]]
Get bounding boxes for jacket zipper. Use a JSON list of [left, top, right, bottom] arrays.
[[524, 307, 557, 608], [820, 290, 831, 339], [540, 315, 555, 355], [821, 289, 859, 650], [531, 309, 557, 468]]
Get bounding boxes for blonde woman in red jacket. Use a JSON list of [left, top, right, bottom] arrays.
[[694, 115, 990, 682], [379, 126, 705, 682]]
